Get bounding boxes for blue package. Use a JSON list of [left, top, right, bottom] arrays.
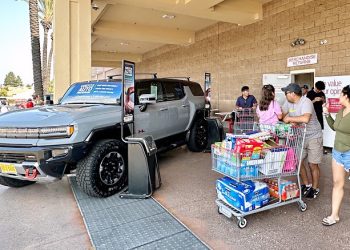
[[216, 177, 270, 212]]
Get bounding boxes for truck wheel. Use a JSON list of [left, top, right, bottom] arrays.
[[187, 118, 208, 152], [76, 139, 127, 198], [0, 176, 35, 187]]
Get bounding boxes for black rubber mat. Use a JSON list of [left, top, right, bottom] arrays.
[[69, 176, 209, 250]]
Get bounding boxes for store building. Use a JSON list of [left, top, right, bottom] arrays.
[[54, 0, 350, 112]]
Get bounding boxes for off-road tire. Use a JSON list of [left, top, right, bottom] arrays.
[[0, 176, 35, 187], [187, 118, 208, 152], [76, 139, 127, 197]]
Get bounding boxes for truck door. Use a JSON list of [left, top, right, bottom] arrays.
[[134, 80, 169, 140], [162, 80, 190, 135]]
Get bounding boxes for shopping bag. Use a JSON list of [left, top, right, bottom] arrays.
[[282, 147, 297, 173]]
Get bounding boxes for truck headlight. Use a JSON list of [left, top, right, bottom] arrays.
[[0, 125, 74, 138], [39, 126, 75, 138]]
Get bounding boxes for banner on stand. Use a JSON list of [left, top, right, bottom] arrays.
[[122, 60, 135, 124], [315, 75, 350, 113], [204, 72, 211, 104]]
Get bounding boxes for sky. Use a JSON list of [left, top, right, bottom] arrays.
[[0, 0, 37, 85]]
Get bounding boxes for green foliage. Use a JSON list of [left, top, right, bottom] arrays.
[[38, 0, 53, 24], [16, 76, 23, 86], [4, 72, 16, 86], [4, 72, 23, 87], [0, 87, 8, 97], [26, 84, 32, 88]]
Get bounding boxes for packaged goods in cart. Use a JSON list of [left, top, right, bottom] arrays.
[[246, 131, 272, 141], [263, 139, 279, 148], [213, 122, 307, 228], [212, 144, 261, 178], [264, 179, 299, 201], [259, 147, 288, 175], [275, 123, 292, 138], [226, 160, 262, 179], [216, 177, 270, 212], [233, 138, 263, 160], [224, 135, 236, 150]]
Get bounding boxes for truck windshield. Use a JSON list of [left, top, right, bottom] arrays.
[[60, 81, 122, 105]]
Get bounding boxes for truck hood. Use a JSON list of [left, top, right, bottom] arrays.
[[0, 104, 122, 127]]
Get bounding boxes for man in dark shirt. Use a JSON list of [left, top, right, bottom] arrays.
[[233, 86, 257, 131], [306, 81, 326, 129], [235, 86, 257, 109]]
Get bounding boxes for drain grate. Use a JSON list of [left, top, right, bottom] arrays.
[[69, 176, 208, 250]]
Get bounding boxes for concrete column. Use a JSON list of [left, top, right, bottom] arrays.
[[53, 0, 91, 102]]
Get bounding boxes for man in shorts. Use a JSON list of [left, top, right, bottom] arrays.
[[282, 83, 323, 198]]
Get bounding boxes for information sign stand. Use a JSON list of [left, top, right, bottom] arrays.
[[119, 60, 161, 199]]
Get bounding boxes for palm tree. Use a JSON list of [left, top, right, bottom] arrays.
[[47, 32, 53, 92], [29, 0, 43, 99], [38, 0, 53, 95]]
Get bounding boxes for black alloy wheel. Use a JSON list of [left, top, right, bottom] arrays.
[[194, 119, 208, 149], [99, 151, 125, 186], [187, 118, 208, 152]]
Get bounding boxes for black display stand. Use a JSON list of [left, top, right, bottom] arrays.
[[120, 135, 161, 199], [204, 117, 224, 152]]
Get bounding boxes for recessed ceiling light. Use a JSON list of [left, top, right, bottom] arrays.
[[120, 42, 129, 46], [162, 14, 176, 19]]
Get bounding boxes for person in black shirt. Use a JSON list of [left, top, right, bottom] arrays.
[[233, 86, 257, 131], [307, 81, 326, 129]]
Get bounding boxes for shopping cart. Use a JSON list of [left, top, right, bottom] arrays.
[[212, 123, 307, 228], [233, 108, 259, 135]]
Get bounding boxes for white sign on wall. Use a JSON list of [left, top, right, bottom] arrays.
[[262, 74, 291, 106], [287, 53, 318, 67], [314, 75, 350, 148]]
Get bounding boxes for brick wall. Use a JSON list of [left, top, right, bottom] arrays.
[[137, 0, 350, 111]]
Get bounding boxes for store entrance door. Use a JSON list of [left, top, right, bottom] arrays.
[[290, 69, 315, 91]]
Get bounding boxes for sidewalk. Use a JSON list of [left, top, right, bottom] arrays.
[[0, 178, 90, 250]]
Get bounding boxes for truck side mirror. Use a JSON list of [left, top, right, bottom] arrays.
[[139, 94, 156, 112], [139, 94, 156, 104]]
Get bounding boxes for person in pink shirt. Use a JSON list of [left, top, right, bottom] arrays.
[[256, 84, 282, 125]]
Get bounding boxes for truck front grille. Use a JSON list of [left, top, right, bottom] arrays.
[[0, 153, 36, 163]]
